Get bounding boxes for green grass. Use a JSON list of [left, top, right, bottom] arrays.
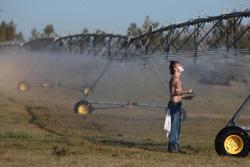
[[0, 131, 33, 140]]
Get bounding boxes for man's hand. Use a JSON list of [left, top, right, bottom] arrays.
[[182, 90, 194, 100]]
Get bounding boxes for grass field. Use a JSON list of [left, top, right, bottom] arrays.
[[0, 49, 250, 166]]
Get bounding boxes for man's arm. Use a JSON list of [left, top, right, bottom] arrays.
[[178, 89, 193, 95], [173, 90, 192, 96]]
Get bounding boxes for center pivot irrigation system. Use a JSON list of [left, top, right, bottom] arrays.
[[12, 9, 250, 158], [16, 10, 250, 116], [20, 10, 250, 56]]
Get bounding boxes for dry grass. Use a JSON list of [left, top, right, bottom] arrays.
[[1, 90, 250, 167]]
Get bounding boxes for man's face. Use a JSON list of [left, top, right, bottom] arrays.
[[175, 63, 184, 74]]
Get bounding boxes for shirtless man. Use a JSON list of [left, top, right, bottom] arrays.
[[168, 60, 193, 153]]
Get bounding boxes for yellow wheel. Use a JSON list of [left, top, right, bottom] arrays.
[[17, 81, 30, 92], [78, 104, 89, 115], [224, 135, 244, 155], [74, 100, 92, 115], [215, 126, 250, 157]]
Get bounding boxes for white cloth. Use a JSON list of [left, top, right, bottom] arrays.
[[163, 108, 171, 137]]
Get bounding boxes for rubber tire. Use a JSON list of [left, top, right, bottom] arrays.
[[73, 100, 92, 115], [215, 126, 250, 157]]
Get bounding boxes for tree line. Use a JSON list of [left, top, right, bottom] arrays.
[[0, 20, 23, 42], [0, 20, 57, 42]]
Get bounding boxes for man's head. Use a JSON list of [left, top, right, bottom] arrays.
[[169, 60, 184, 75]]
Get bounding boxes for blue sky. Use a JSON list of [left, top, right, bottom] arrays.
[[0, 0, 249, 39]]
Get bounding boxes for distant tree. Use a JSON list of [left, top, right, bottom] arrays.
[[43, 24, 54, 37], [0, 21, 6, 27], [95, 29, 105, 34], [142, 16, 159, 33], [0, 20, 17, 42], [142, 16, 159, 53], [82, 28, 89, 34], [0, 21, 7, 41], [127, 22, 141, 37], [16, 32, 24, 41], [30, 27, 40, 40], [95, 29, 105, 47], [127, 16, 159, 37], [5, 20, 16, 41]]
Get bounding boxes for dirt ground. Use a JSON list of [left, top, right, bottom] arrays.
[[0, 49, 250, 166]]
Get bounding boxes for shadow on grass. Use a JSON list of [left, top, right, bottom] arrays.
[[8, 97, 64, 137], [25, 106, 64, 136], [85, 136, 167, 152], [85, 136, 206, 154]]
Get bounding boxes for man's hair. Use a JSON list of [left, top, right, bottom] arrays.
[[169, 60, 180, 75]]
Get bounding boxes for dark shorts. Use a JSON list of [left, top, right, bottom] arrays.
[[168, 101, 182, 108]]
